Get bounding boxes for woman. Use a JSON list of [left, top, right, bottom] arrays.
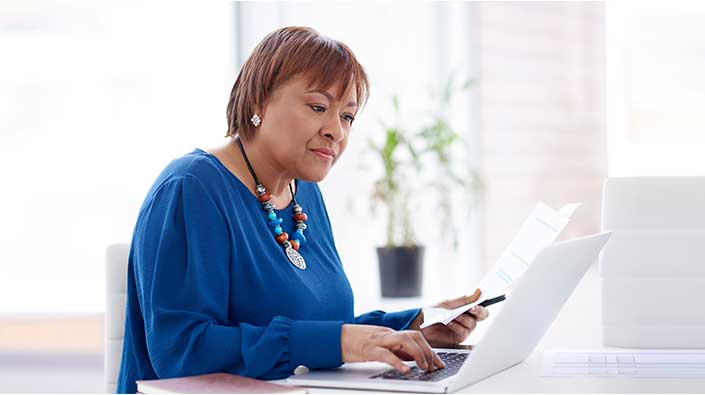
[[116, 26, 488, 394]]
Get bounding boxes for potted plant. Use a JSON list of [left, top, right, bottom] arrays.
[[364, 72, 482, 297]]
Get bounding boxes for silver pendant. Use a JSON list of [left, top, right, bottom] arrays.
[[286, 246, 307, 270]]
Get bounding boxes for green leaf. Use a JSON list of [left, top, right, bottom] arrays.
[[442, 70, 455, 104], [461, 78, 476, 90]]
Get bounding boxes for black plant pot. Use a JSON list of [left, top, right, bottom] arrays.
[[376, 246, 424, 297]]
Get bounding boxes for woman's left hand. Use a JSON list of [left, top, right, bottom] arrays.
[[410, 288, 489, 348]]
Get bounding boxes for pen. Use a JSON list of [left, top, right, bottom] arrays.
[[477, 294, 506, 308]]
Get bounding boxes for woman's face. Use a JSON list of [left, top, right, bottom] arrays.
[[254, 74, 358, 182]]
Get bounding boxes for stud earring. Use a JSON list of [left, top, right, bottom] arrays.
[[250, 114, 261, 127]]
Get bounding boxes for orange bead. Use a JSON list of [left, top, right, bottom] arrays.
[[258, 193, 271, 202], [294, 213, 308, 222], [275, 232, 289, 244], [290, 240, 299, 251]]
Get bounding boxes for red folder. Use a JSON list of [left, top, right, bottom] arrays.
[[136, 372, 307, 394]]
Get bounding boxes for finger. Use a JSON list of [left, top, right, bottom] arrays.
[[384, 332, 430, 370], [447, 320, 471, 341], [465, 288, 482, 304], [375, 348, 410, 373], [409, 332, 435, 371], [394, 349, 416, 361], [411, 331, 445, 370], [469, 305, 489, 321], [453, 314, 478, 332], [403, 332, 432, 370], [440, 288, 482, 309]]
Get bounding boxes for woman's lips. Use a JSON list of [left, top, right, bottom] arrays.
[[311, 149, 335, 161]]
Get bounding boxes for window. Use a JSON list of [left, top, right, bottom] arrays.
[[607, 1, 705, 176], [0, 3, 234, 313]]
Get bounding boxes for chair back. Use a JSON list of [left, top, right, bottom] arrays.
[[105, 243, 130, 393]]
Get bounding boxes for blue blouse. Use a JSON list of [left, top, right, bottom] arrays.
[[116, 149, 421, 393]]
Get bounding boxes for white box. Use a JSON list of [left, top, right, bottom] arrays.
[[602, 177, 705, 230], [603, 325, 705, 348], [601, 277, 705, 325], [599, 230, 705, 277], [601, 177, 705, 348]]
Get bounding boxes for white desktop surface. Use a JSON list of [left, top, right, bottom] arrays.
[[277, 264, 705, 393]]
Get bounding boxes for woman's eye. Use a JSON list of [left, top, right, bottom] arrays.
[[309, 105, 354, 124]]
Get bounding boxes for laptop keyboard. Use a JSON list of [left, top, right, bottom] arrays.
[[370, 352, 469, 382]]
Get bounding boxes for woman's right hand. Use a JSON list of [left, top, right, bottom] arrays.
[[340, 324, 446, 373]]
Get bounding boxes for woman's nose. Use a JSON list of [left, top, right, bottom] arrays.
[[322, 117, 345, 142]]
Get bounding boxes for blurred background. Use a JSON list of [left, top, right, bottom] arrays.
[[1, 0, 705, 392]]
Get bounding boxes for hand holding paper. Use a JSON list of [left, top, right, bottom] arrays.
[[416, 289, 493, 348]]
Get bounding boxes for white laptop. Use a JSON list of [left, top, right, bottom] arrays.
[[287, 232, 611, 393]]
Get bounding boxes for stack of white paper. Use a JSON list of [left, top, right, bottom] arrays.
[[543, 350, 705, 379], [421, 202, 580, 329], [601, 177, 705, 348]]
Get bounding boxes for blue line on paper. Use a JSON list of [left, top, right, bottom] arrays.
[[535, 217, 559, 233], [496, 268, 512, 285], [511, 251, 530, 266]]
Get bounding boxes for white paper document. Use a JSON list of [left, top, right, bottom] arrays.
[[421, 202, 580, 329], [543, 350, 705, 379]]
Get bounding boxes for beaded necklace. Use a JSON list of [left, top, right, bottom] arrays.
[[235, 137, 308, 270]]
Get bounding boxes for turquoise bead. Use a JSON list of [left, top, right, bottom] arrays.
[[274, 225, 283, 235], [268, 218, 283, 227], [268, 211, 277, 220]]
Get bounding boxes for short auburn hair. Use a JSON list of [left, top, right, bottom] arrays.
[[225, 26, 370, 140]]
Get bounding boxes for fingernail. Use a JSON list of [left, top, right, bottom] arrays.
[[470, 306, 479, 313]]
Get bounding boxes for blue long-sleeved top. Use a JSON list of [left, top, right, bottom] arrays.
[[116, 149, 421, 393]]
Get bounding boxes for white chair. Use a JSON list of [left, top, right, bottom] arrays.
[[105, 243, 130, 394], [600, 177, 705, 348]]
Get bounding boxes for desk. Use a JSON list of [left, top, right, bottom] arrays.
[[278, 264, 705, 393]]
